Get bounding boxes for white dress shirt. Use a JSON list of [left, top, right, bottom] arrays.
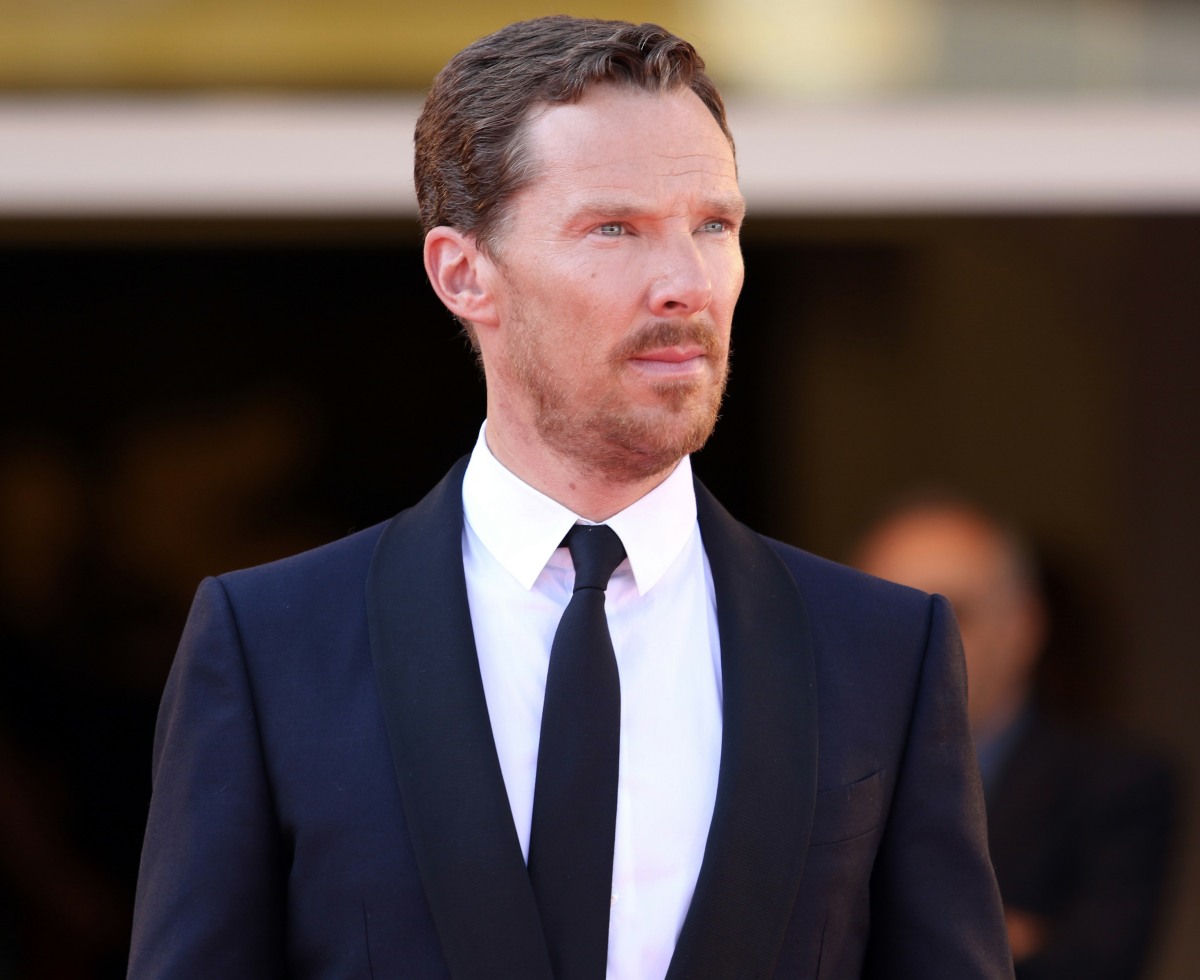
[[461, 423, 723, 980]]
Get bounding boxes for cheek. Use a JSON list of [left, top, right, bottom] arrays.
[[723, 253, 746, 303], [582, 247, 657, 298]]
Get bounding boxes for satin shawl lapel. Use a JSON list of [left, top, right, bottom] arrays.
[[667, 481, 819, 980], [365, 458, 553, 980]]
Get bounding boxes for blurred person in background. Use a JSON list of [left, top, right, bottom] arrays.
[[853, 495, 1179, 980]]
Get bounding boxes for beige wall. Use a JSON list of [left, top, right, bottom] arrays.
[[0, 0, 682, 88], [3, 1, 1198, 92]]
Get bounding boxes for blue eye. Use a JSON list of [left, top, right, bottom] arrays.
[[701, 220, 728, 233], [596, 223, 625, 236]]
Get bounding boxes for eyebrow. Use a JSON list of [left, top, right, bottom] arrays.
[[569, 193, 747, 224], [704, 194, 748, 221]]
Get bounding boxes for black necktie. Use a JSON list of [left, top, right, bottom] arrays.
[[528, 523, 626, 980]]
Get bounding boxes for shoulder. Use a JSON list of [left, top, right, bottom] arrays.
[[213, 456, 471, 609], [171, 522, 394, 652], [718, 527, 960, 718], [764, 534, 917, 599], [693, 478, 939, 633], [761, 532, 943, 637], [215, 520, 391, 607]]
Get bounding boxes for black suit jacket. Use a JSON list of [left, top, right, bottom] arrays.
[[129, 459, 1013, 978], [986, 710, 1178, 980]]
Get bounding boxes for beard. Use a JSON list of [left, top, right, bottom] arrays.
[[507, 315, 730, 485]]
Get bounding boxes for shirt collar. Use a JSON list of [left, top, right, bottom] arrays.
[[461, 422, 697, 596]]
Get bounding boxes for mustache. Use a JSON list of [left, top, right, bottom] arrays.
[[611, 320, 725, 362]]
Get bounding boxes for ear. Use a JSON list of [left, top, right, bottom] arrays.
[[423, 226, 499, 329]]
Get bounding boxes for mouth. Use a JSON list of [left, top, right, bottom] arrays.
[[627, 345, 709, 378], [616, 319, 724, 383]]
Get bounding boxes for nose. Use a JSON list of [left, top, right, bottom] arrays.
[[646, 235, 713, 318]]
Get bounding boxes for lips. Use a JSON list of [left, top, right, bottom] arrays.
[[628, 345, 708, 376], [635, 344, 705, 363]]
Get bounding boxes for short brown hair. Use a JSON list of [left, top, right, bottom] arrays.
[[413, 15, 732, 252]]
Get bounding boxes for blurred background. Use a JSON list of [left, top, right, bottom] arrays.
[[1, 1, 1197, 977]]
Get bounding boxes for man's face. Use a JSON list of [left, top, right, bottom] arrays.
[[478, 84, 745, 484]]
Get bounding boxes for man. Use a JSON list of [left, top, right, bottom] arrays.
[[854, 497, 1177, 979], [129, 16, 1012, 979]]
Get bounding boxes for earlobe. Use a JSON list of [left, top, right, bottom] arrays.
[[424, 227, 499, 327]]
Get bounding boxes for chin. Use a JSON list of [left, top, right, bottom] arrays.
[[529, 366, 727, 484], [589, 397, 722, 483]]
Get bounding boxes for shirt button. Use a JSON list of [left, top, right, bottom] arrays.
[[610, 891, 619, 907]]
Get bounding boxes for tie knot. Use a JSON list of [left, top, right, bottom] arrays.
[[563, 524, 626, 593]]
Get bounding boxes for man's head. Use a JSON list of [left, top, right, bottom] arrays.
[[418, 17, 744, 501], [852, 498, 1047, 736], [414, 16, 733, 259]]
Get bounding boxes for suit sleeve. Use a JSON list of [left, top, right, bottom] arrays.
[[863, 594, 1015, 979], [128, 577, 287, 979]]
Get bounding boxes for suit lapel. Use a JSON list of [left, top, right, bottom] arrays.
[[365, 458, 553, 980], [667, 481, 819, 980], [366, 461, 816, 979]]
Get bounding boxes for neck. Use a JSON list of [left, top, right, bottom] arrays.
[[483, 418, 679, 523]]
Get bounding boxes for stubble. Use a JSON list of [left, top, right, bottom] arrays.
[[508, 315, 730, 485]]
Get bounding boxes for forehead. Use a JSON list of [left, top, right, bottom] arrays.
[[517, 86, 739, 206]]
